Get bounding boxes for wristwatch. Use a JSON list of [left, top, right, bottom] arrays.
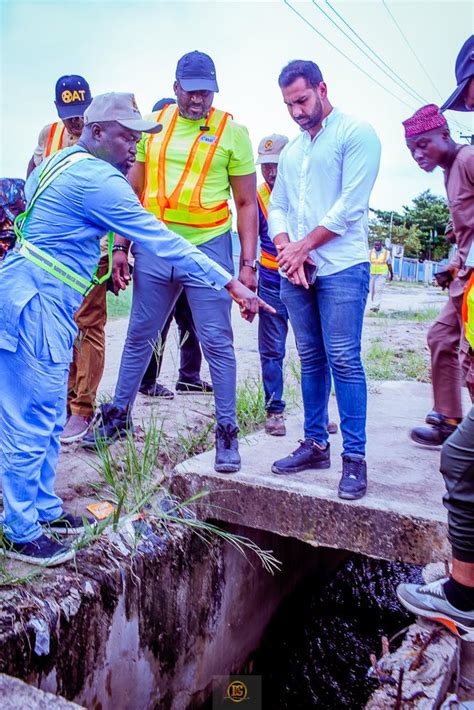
[[241, 259, 258, 271]]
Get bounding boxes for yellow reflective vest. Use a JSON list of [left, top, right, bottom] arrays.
[[370, 248, 390, 275], [142, 104, 232, 228], [463, 273, 474, 349], [257, 182, 278, 270]]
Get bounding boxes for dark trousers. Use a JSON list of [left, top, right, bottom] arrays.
[[441, 406, 474, 562], [258, 280, 288, 414], [140, 291, 202, 388]]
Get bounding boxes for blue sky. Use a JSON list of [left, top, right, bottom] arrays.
[[2, 0, 473, 211]]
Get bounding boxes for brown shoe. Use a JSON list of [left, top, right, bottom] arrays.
[[327, 421, 338, 435], [265, 413, 286, 437], [60, 414, 92, 444]]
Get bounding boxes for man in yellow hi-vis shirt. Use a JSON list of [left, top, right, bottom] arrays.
[[84, 52, 258, 474], [369, 239, 393, 311]]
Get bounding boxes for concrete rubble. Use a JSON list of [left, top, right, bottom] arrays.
[[366, 620, 458, 709]]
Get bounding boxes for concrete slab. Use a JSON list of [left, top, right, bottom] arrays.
[[173, 381, 472, 565], [0, 673, 83, 709]]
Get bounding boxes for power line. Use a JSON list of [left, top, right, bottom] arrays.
[[283, 0, 418, 111], [323, 0, 427, 104], [326, 0, 472, 135], [313, 0, 427, 105], [381, 0, 443, 101], [283, 0, 471, 136]]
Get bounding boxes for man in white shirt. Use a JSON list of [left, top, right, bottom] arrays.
[[269, 60, 381, 500]]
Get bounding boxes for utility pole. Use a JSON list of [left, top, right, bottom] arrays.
[[460, 133, 474, 145]]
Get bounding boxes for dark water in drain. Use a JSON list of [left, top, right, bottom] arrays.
[[251, 554, 423, 709]]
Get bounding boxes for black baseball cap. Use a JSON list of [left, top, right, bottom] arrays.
[[55, 75, 92, 119], [441, 35, 474, 112], [176, 51, 219, 92]]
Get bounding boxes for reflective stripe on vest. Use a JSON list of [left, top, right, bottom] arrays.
[[370, 248, 389, 275], [463, 273, 474, 350], [44, 122, 66, 158], [14, 151, 114, 296], [257, 182, 271, 221], [260, 249, 278, 270], [143, 104, 232, 228]]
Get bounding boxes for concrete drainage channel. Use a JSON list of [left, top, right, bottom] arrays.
[[0, 522, 472, 709]]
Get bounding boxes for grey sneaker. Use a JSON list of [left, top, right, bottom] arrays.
[[60, 415, 92, 444], [265, 413, 286, 436], [397, 578, 474, 641]]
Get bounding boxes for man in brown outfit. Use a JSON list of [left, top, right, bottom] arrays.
[[404, 104, 474, 446]]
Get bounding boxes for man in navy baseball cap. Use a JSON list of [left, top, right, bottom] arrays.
[[175, 50, 219, 92], [55, 74, 92, 119], [441, 35, 474, 112]]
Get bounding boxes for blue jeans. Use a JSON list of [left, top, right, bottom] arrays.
[[115, 231, 237, 427], [258, 280, 289, 414], [280, 262, 369, 457]]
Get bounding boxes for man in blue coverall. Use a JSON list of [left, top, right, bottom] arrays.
[[0, 92, 272, 566]]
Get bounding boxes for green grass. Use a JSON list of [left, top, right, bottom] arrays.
[[367, 307, 441, 322], [106, 287, 132, 320], [363, 340, 430, 382], [236, 377, 267, 435]]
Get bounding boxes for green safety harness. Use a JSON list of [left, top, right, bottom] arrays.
[[13, 150, 114, 297]]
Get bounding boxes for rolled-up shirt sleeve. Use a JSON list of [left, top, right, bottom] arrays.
[[319, 122, 381, 235], [83, 171, 232, 290], [268, 159, 289, 241]]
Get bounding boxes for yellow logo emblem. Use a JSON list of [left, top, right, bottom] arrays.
[[226, 680, 248, 703], [264, 139, 273, 150], [61, 89, 86, 103]]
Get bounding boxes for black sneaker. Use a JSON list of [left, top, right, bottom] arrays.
[[41, 512, 96, 535], [139, 382, 174, 399], [338, 456, 367, 500], [410, 419, 459, 447], [82, 403, 133, 450], [215, 424, 241, 473], [0, 533, 75, 566], [176, 379, 214, 395], [272, 439, 330, 475]]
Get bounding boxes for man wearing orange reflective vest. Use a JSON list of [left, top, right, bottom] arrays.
[[256, 134, 289, 436], [27, 75, 92, 177], [84, 51, 258, 474]]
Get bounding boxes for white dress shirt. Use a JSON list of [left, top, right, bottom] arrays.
[[268, 108, 381, 276]]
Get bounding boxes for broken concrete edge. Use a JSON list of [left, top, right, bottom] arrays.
[[171, 472, 451, 566], [365, 620, 458, 709], [0, 672, 84, 708]]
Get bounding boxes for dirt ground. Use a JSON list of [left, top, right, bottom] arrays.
[[50, 281, 448, 515]]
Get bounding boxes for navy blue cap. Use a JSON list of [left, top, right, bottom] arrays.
[[152, 97, 176, 112], [176, 51, 219, 93], [441, 35, 474, 112], [55, 75, 92, 119]]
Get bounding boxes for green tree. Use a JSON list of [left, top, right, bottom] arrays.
[[369, 190, 450, 261]]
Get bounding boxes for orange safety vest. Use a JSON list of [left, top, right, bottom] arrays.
[[463, 272, 474, 349], [370, 248, 389, 275], [44, 122, 66, 158], [142, 104, 232, 228], [257, 182, 278, 270]]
